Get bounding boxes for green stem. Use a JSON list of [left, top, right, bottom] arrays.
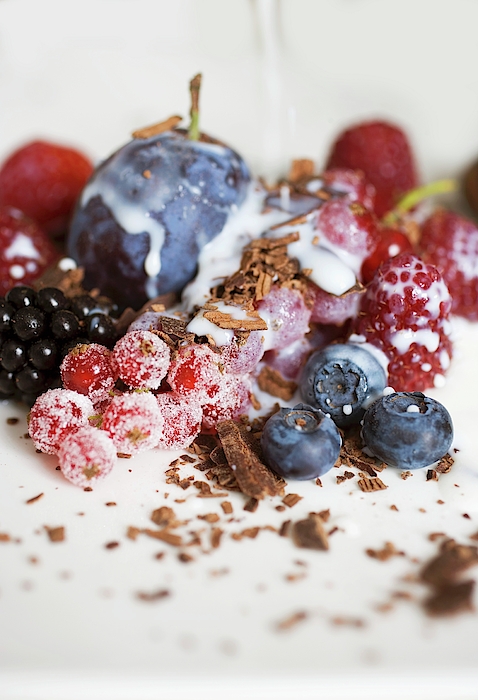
[[383, 179, 458, 225], [188, 73, 202, 141]]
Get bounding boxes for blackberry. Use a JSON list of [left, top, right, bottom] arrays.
[[0, 285, 121, 405]]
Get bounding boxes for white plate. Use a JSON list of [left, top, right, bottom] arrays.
[[2, 2, 478, 699]]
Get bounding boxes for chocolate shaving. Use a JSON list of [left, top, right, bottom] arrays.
[[0, 533, 11, 542], [357, 475, 388, 492], [136, 589, 170, 603], [292, 514, 329, 551], [26, 493, 44, 505], [220, 501, 233, 515], [143, 529, 183, 547], [45, 526, 65, 543], [424, 580, 475, 617], [243, 497, 259, 512], [257, 366, 297, 401], [282, 493, 302, 508], [151, 506, 179, 528], [401, 471, 412, 480], [421, 541, 478, 587], [132, 115, 182, 139], [366, 542, 405, 561], [276, 611, 308, 631], [436, 453, 454, 473], [288, 159, 315, 183], [216, 420, 285, 500], [279, 520, 291, 537], [426, 469, 439, 481], [197, 513, 220, 523], [210, 528, 223, 549]]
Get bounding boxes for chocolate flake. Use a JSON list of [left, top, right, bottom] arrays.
[[366, 542, 405, 561], [143, 529, 183, 547], [436, 452, 454, 473], [0, 533, 11, 542], [424, 580, 475, 617], [26, 493, 44, 505], [151, 506, 178, 528], [421, 541, 478, 587], [220, 501, 233, 515], [216, 420, 285, 499], [357, 475, 388, 492], [426, 469, 439, 481], [243, 497, 259, 512], [292, 514, 329, 551], [6, 417, 19, 425], [178, 552, 194, 563], [45, 526, 65, 543], [257, 366, 297, 401], [282, 493, 302, 508], [211, 528, 223, 549], [276, 610, 308, 631], [105, 541, 119, 550], [136, 588, 171, 603], [279, 520, 291, 537], [198, 513, 220, 523], [401, 471, 412, 480]]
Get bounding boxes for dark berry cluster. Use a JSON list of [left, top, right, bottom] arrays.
[[0, 285, 119, 405]]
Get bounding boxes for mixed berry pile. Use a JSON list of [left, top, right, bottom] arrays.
[[1, 109, 473, 487]]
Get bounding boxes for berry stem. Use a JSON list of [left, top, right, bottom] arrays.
[[188, 73, 202, 141], [383, 179, 457, 225]]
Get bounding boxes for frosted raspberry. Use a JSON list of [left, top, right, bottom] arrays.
[[325, 120, 418, 217], [61, 343, 117, 403], [361, 226, 413, 284], [420, 209, 478, 321], [316, 199, 379, 261], [59, 426, 116, 487], [321, 168, 376, 211], [167, 343, 224, 405], [306, 281, 362, 325], [101, 391, 163, 455], [111, 330, 170, 390], [202, 375, 251, 431], [356, 253, 453, 391], [28, 388, 94, 455], [220, 331, 264, 375], [257, 286, 311, 351], [156, 393, 203, 450]]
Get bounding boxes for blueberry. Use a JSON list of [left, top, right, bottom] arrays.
[[261, 402, 341, 480], [50, 310, 80, 340], [5, 286, 37, 308], [36, 287, 69, 314], [361, 392, 453, 469], [300, 343, 387, 428], [68, 129, 250, 309]]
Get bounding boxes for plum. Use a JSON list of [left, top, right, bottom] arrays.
[[67, 128, 250, 309]]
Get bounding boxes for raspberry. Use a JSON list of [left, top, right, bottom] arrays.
[[59, 426, 116, 487], [61, 343, 117, 403], [356, 253, 453, 391], [0, 206, 58, 295], [325, 120, 418, 217], [321, 168, 376, 212], [167, 344, 224, 404], [156, 393, 203, 450], [111, 330, 170, 390], [201, 375, 251, 431], [257, 286, 311, 352], [28, 388, 94, 455], [361, 226, 413, 284], [101, 391, 163, 455], [419, 209, 478, 321], [0, 140, 93, 236], [316, 199, 379, 262]]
